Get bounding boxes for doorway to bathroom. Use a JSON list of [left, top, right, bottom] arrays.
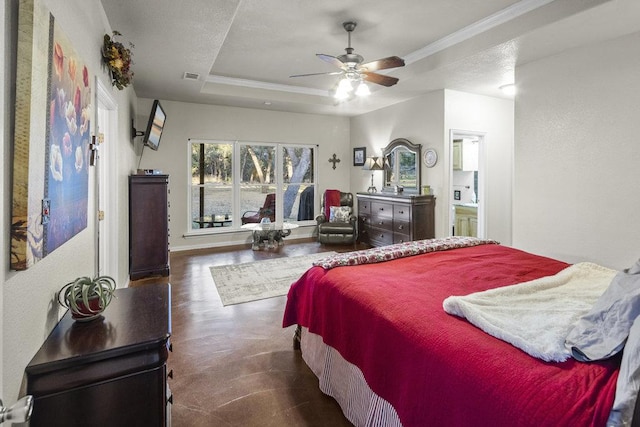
[[449, 130, 485, 238]]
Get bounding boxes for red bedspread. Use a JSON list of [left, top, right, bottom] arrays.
[[283, 244, 620, 427]]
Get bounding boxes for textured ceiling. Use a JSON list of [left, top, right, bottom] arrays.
[[100, 0, 640, 116]]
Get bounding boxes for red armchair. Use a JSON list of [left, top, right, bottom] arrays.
[[241, 193, 276, 224]]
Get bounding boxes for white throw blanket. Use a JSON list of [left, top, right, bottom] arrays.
[[443, 262, 616, 362]]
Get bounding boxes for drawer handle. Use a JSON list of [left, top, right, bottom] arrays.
[[168, 369, 174, 379], [377, 221, 384, 225], [398, 225, 404, 230], [398, 210, 404, 214], [379, 207, 384, 211]]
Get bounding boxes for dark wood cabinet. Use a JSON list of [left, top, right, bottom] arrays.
[[357, 192, 435, 247], [25, 284, 172, 427], [129, 174, 170, 280]]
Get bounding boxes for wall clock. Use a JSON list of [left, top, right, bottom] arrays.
[[423, 148, 438, 168]]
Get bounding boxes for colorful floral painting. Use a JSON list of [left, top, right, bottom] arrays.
[[11, 0, 91, 269], [44, 19, 91, 256]]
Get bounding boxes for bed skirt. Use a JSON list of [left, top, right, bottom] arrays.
[[301, 327, 403, 427]]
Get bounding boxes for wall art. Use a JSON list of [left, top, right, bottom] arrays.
[[11, 0, 92, 270]]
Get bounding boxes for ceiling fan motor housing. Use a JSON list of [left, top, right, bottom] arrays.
[[338, 53, 363, 66], [343, 21, 357, 33]]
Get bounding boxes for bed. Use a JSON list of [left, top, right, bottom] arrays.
[[282, 237, 640, 427]]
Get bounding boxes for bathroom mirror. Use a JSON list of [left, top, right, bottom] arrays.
[[383, 138, 421, 194]]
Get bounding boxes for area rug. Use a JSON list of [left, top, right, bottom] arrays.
[[210, 252, 336, 306]]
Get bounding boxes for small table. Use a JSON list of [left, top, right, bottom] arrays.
[[241, 222, 299, 250], [193, 214, 232, 228]]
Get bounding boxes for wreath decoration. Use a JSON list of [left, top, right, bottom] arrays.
[[102, 31, 134, 90]]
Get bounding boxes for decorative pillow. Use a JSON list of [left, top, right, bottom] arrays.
[[329, 206, 351, 223]]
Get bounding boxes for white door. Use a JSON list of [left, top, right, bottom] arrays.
[[96, 81, 118, 277]]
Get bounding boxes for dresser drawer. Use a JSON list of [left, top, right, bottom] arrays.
[[368, 227, 394, 247], [369, 215, 393, 231], [371, 202, 393, 220], [393, 204, 411, 221], [393, 232, 411, 244], [394, 219, 410, 235], [359, 200, 371, 214]]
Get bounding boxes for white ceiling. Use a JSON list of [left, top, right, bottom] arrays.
[[100, 0, 640, 117]]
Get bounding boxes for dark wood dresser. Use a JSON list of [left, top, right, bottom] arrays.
[[25, 285, 172, 427], [357, 192, 435, 247], [129, 174, 170, 280]]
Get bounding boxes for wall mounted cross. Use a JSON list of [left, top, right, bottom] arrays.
[[328, 153, 340, 169]]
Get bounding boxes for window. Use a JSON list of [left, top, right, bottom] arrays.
[[189, 140, 317, 232]]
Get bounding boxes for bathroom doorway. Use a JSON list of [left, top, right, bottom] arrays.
[[449, 130, 485, 238]]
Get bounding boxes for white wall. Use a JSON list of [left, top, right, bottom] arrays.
[[350, 90, 513, 243], [2, 0, 137, 402], [513, 30, 640, 269], [350, 91, 446, 224], [136, 99, 351, 251], [444, 90, 514, 244]]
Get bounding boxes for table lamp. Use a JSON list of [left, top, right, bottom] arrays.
[[362, 156, 385, 193]]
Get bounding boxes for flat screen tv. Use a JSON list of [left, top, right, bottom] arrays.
[[142, 100, 167, 150]]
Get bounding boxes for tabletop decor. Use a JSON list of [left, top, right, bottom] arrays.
[[102, 31, 134, 90], [58, 276, 117, 321]]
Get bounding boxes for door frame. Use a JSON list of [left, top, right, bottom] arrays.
[[448, 129, 486, 238], [96, 79, 118, 277]]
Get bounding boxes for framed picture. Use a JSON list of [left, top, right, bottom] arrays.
[[353, 147, 366, 166]]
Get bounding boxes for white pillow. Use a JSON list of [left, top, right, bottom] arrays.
[[329, 206, 350, 223]]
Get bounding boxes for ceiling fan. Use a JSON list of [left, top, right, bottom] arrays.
[[290, 21, 405, 98]]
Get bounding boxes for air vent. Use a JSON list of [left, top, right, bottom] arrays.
[[183, 72, 200, 81]]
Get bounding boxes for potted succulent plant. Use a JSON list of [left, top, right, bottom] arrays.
[[58, 276, 117, 321]]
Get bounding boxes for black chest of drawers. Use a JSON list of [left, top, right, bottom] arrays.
[[357, 193, 435, 247], [24, 285, 172, 427]]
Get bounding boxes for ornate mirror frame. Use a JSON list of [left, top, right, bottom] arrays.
[[383, 138, 422, 194]]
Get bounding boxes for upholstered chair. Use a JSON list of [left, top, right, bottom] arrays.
[[316, 190, 356, 244], [241, 193, 276, 224]]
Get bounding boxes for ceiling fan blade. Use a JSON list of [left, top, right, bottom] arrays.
[[316, 54, 345, 69], [362, 72, 399, 87], [290, 71, 343, 78], [360, 56, 405, 72]]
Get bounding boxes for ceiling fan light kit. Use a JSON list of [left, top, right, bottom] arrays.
[[291, 21, 404, 100]]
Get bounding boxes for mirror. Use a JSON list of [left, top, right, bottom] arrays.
[[383, 138, 421, 194]]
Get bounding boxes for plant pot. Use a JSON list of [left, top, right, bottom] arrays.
[[58, 276, 116, 322], [71, 296, 104, 322]]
